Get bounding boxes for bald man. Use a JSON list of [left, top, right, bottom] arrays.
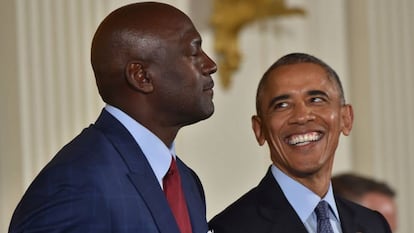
[[9, 2, 217, 233]]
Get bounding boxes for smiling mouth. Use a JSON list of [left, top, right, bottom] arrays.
[[286, 132, 322, 146]]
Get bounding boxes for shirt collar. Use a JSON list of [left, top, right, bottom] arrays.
[[271, 165, 340, 222], [105, 104, 174, 187]]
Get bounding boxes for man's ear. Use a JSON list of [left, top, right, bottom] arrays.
[[252, 115, 266, 146], [125, 62, 153, 93], [341, 104, 354, 136]]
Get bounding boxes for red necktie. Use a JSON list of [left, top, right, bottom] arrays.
[[163, 158, 192, 233]]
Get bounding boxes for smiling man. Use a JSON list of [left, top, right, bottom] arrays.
[[209, 53, 391, 233]]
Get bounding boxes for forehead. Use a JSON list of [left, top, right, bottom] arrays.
[[131, 14, 200, 58], [156, 15, 200, 45], [262, 63, 336, 95]]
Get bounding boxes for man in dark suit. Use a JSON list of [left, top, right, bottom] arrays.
[[209, 53, 391, 233], [9, 2, 217, 233]]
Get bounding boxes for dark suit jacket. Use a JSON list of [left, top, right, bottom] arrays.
[[9, 109, 208, 233], [209, 168, 391, 233]]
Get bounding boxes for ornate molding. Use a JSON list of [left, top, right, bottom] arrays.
[[210, 0, 305, 89]]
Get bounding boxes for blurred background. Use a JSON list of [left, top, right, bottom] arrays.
[[1, 0, 413, 232]]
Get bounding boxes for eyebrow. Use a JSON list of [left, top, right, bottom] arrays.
[[267, 94, 289, 110], [307, 90, 329, 98], [308, 90, 329, 98]]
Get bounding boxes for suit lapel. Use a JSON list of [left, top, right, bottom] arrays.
[[336, 197, 362, 233], [94, 110, 180, 233], [251, 167, 384, 233], [127, 173, 180, 233], [257, 168, 308, 233], [176, 157, 208, 233]]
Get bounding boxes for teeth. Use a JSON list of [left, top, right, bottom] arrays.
[[288, 132, 321, 145]]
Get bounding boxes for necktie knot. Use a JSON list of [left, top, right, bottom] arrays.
[[315, 200, 334, 233], [315, 200, 330, 220], [166, 158, 177, 176]]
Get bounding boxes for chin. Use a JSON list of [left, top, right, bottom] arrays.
[[201, 103, 215, 118], [290, 165, 323, 177], [198, 108, 214, 122], [182, 108, 214, 126]]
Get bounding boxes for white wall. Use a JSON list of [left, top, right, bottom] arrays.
[[347, 1, 414, 232], [0, 1, 22, 231]]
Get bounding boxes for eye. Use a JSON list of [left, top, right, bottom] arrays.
[[275, 102, 289, 110], [189, 39, 202, 57], [310, 96, 326, 104]]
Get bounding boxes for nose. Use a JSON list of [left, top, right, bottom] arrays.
[[202, 51, 218, 75], [288, 103, 315, 124]]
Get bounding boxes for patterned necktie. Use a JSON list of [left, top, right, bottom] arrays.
[[163, 157, 192, 233], [315, 201, 334, 233]]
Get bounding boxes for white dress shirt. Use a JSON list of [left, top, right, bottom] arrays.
[[271, 165, 342, 233], [105, 104, 174, 188]]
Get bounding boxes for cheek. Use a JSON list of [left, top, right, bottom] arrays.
[[266, 116, 283, 138], [325, 110, 343, 131], [177, 62, 200, 87], [326, 112, 342, 138], [263, 117, 287, 153]]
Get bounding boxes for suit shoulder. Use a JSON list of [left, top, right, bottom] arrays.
[[337, 196, 380, 216], [27, 123, 124, 193], [336, 196, 392, 232], [209, 187, 261, 231]]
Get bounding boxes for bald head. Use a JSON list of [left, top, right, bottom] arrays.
[[91, 2, 193, 103], [89, 2, 217, 143]]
